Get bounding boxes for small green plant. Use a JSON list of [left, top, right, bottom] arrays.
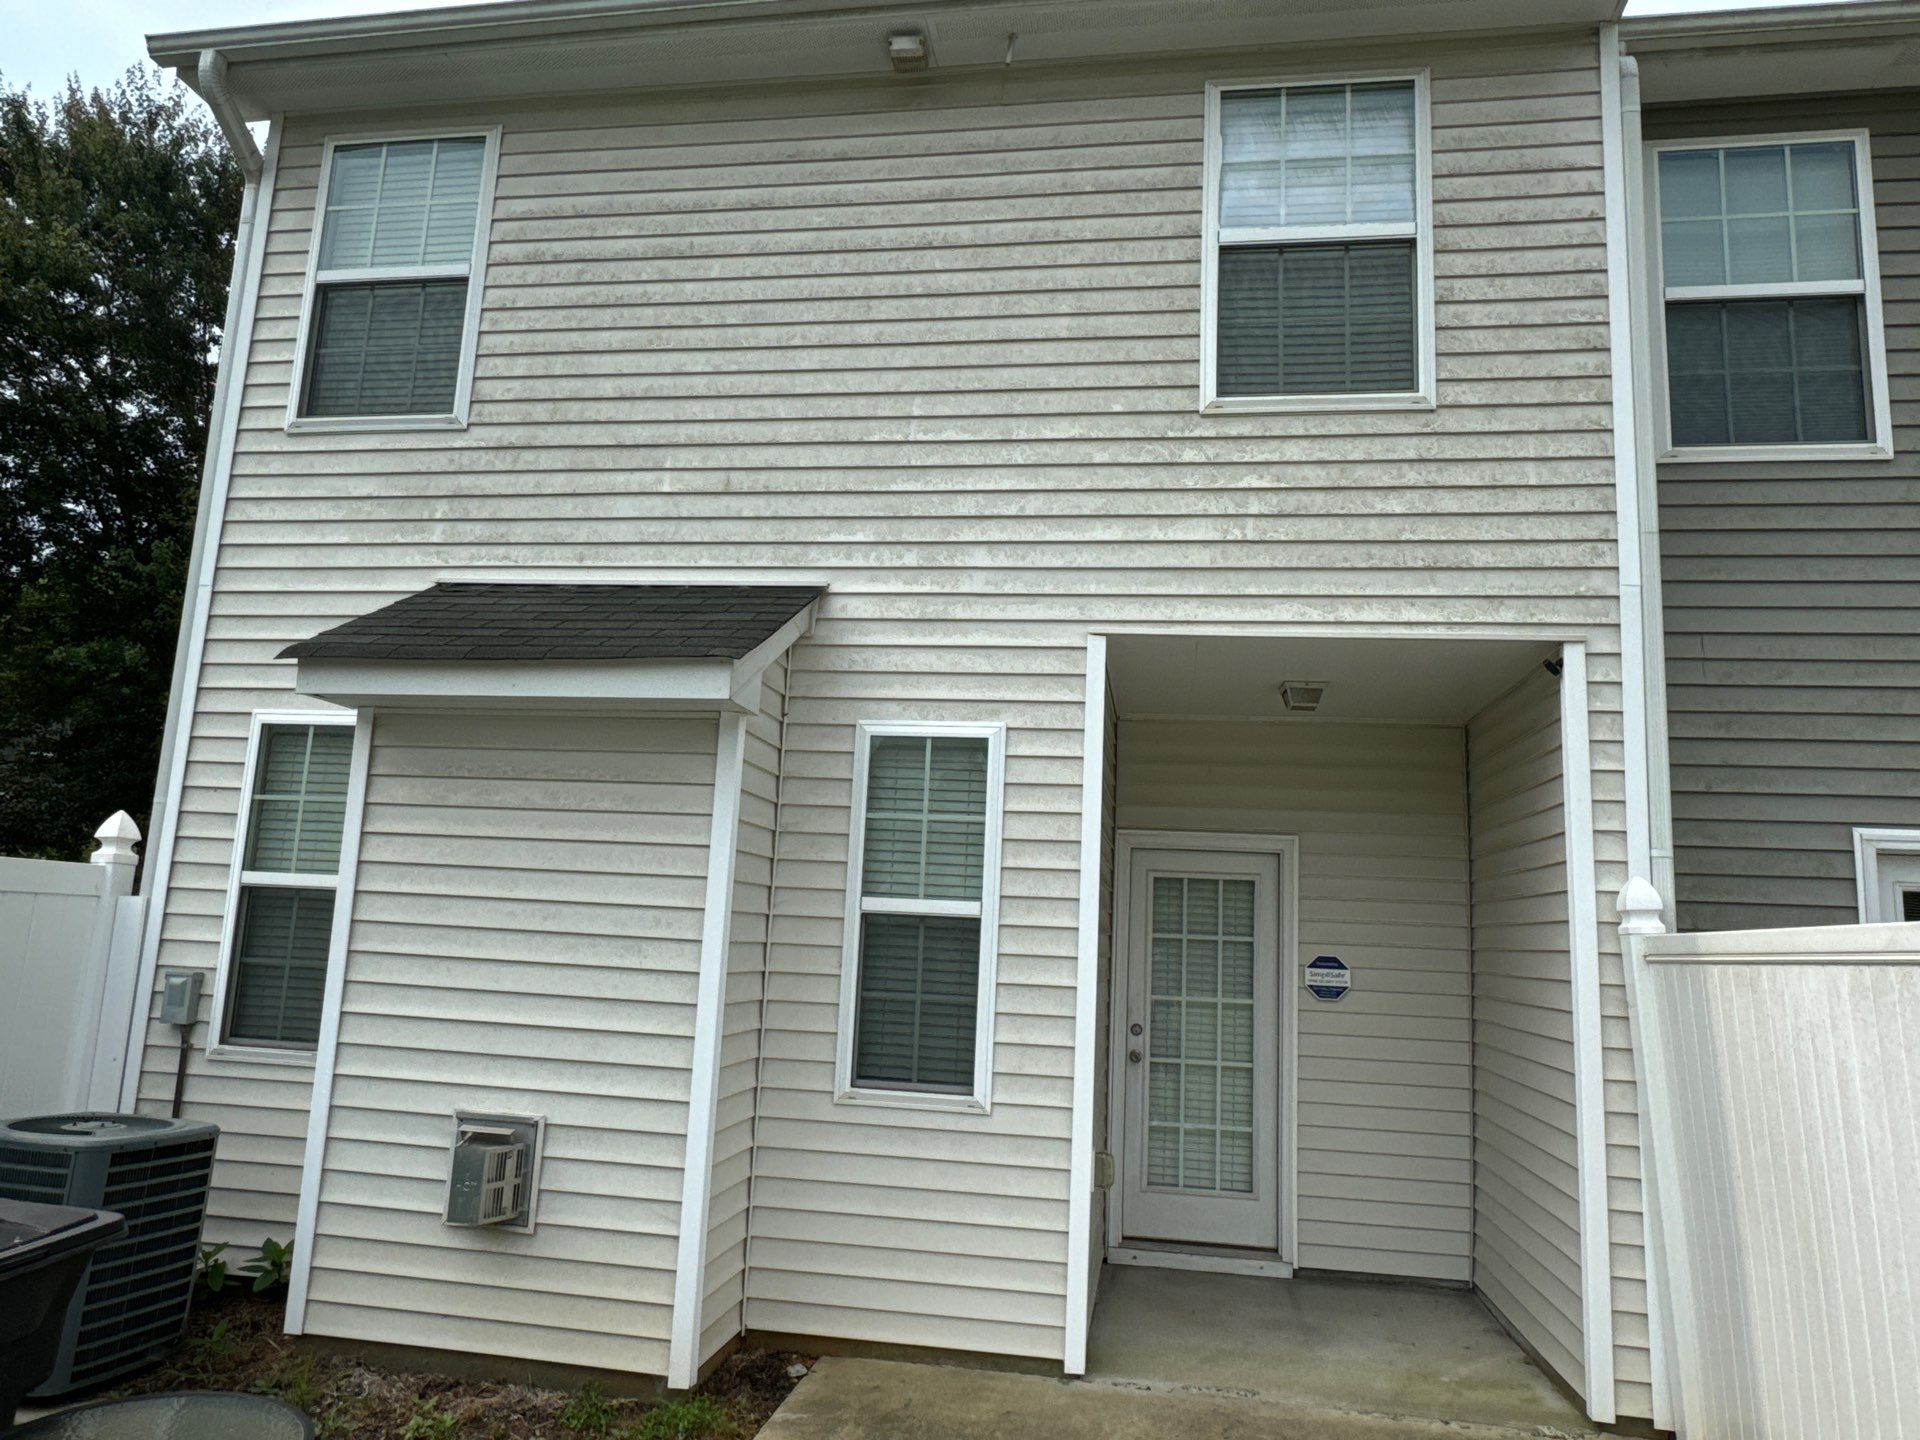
[[625, 1395, 730, 1440], [401, 1401, 458, 1440], [252, 1354, 322, 1411], [182, 1318, 241, 1380], [560, 1381, 619, 1436], [242, 1236, 295, 1293], [196, 1242, 231, 1295]]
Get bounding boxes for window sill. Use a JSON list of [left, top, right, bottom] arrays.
[[1201, 391, 1437, 416], [1660, 441, 1894, 464], [833, 1086, 990, 1116], [286, 413, 468, 435], [205, 1043, 318, 1069]]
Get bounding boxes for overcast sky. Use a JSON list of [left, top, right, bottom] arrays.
[[0, 0, 1877, 99]]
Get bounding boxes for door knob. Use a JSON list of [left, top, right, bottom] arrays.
[[1128, 1048, 1142, 1064]]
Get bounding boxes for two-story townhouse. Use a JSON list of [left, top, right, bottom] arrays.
[[1619, 3, 1920, 937], [125, 0, 1680, 1427]]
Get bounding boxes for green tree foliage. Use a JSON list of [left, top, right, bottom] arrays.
[[0, 68, 240, 858]]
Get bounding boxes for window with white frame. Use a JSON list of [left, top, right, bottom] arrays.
[[220, 721, 354, 1050], [1654, 135, 1889, 454], [1203, 76, 1431, 409], [293, 133, 496, 424], [840, 725, 1004, 1103]]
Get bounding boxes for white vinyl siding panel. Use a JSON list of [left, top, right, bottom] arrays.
[[1118, 719, 1474, 1282], [300, 711, 716, 1373], [1467, 667, 1584, 1393], [140, 33, 1640, 1408], [1648, 97, 1920, 934]]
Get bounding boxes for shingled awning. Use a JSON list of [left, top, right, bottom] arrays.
[[280, 582, 823, 712]]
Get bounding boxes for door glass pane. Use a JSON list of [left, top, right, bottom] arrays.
[[1145, 874, 1258, 1194]]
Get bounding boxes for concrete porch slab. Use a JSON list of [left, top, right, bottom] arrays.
[[760, 1357, 1606, 1440], [1085, 1266, 1593, 1432]]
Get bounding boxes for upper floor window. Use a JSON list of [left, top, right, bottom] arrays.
[[290, 132, 499, 430], [1202, 75, 1434, 412], [836, 724, 1005, 1111], [1653, 134, 1892, 460], [216, 717, 359, 1053]]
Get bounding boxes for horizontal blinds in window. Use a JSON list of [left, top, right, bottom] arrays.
[[319, 137, 487, 270], [246, 726, 353, 874], [1666, 296, 1869, 446], [852, 914, 980, 1092], [862, 735, 989, 901], [304, 280, 467, 418], [1219, 82, 1416, 228], [1218, 241, 1416, 396], [227, 887, 333, 1048]]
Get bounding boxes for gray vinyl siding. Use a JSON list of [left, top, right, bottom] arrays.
[[1467, 668, 1584, 1393], [1646, 94, 1920, 933], [702, 659, 787, 1368], [132, 29, 1648, 1413], [301, 711, 716, 1372], [1118, 719, 1475, 1282]]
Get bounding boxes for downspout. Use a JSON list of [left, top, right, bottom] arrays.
[[1601, 25, 1677, 1431], [124, 50, 270, 1104]]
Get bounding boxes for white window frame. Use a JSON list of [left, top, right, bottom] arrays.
[[1854, 827, 1920, 924], [206, 709, 363, 1064], [1646, 129, 1893, 463], [285, 126, 502, 434], [834, 720, 1006, 1113], [1199, 70, 1436, 415]]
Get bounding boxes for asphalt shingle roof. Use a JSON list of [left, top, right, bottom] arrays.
[[278, 582, 824, 664]]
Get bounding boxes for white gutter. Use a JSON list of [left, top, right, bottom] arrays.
[[1600, 23, 1677, 1431], [122, 56, 278, 1107]]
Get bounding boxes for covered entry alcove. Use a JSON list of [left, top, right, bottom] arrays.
[[1076, 630, 1612, 1426]]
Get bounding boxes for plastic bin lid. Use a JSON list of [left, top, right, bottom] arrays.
[[0, 1200, 125, 1275]]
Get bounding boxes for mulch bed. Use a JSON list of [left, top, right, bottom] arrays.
[[104, 1289, 810, 1439]]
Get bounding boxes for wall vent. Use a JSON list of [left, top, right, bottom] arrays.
[[444, 1114, 542, 1231]]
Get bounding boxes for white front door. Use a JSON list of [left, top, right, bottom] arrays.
[[1119, 848, 1281, 1251], [1868, 850, 1920, 923]]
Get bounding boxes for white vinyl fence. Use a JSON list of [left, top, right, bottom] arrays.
[[0, 814, 147, 1115], [1625, 909, 1920, 1440]]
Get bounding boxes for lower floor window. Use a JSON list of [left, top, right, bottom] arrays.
[[226, 887, 334, 1048], [852, 913, 981, 1092]]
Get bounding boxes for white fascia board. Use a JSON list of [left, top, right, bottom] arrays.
[[297, 657, 751, 711]]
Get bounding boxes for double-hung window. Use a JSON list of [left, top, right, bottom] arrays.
[[216, 718, 357, 1053], [837, 724, 1005, 1109], [1653, 133, 1891, 458], [291, 131, 499, 428], [1203, 75, 1433, 411]]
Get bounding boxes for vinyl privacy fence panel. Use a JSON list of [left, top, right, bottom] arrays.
[[1628, 923, 1920, 1439]]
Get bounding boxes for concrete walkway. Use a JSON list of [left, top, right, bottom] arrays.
[[762, 1267, 1606, 1440]]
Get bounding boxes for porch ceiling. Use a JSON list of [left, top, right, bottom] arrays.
[[1105, 633, 1555, 726]]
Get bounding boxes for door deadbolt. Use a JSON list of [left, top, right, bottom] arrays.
[[1129, 1022, 1143, 1037]]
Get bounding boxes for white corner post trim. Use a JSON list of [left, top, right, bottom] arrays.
[[121, 119, 283, 1111], [283, 711, 374, 1336], [1063, 634, 1108, 1375], [669, 714, 749, 1390], [1558, 643, 1616, 1423], [1602, 26, 1675, 1426]]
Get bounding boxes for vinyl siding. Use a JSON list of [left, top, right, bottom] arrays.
[[1467, 668, 1584, 1393], [1646, 94, 1920, 933], [1117, 719, 1475, 1282], [301, 711, 716, 1373], [701, 659, 787, 1368], [132, 29, 1640, 1407]]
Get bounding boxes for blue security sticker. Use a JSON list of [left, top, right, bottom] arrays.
[[1303, 956, 1351, 1001]]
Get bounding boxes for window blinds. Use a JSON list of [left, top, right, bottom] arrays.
[[1218, 242, 1416, 396], [228, 888, 333, 1048], [852, 734, 991, 1094]]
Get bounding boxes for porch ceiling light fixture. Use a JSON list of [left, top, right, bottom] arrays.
[[888, 30, 929, 71], [1279, 680, 1328, 713]]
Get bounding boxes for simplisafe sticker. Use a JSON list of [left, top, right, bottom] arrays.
[[1303, 956, 1351, 1001]]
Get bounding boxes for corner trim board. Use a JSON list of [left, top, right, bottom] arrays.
[[1063, 633, 1108, 1375], [668, 713, 749, 1389], [284, 711, 375, 1336]]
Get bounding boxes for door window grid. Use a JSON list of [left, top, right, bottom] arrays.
[[1146, 875, 1257, 1194]]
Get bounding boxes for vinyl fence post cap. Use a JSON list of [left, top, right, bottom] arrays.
[[91, 810, 142, 867], [1616, 876, 1667, 936]]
